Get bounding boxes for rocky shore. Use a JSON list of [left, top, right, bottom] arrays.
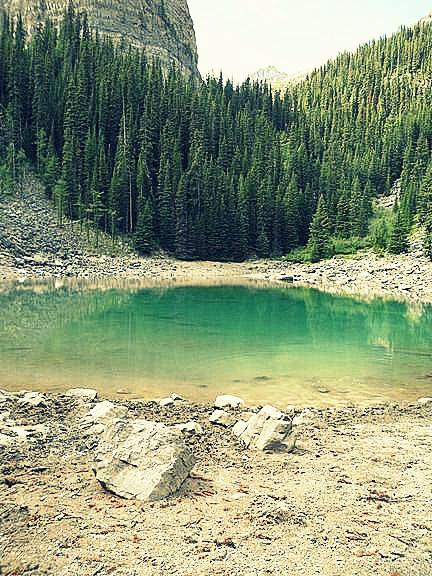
[[1, 389, 431, 575], [1, 177, 432, 302]]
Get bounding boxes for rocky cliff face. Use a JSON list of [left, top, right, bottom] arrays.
[[0, 0, 199, 77]]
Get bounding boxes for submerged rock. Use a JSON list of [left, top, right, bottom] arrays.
[[214, 395, 245, 409], [94, 419, 196, 501], [234, 405, 295, 452]]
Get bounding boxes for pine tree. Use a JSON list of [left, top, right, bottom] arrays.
[[134, 199, 154, 255], [307, 196, 333, 262], [388, 209, 409, 254]]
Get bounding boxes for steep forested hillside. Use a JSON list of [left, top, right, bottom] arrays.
[[280, 19, 432, 258], [0, 7, 431, 261]]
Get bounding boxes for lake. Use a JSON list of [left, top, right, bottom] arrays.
[[1, 281, 432, 406]]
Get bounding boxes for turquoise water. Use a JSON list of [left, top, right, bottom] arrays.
[[1, 282, 432, 406]]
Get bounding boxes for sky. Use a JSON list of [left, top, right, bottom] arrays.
[[187, 0, 432, 82]]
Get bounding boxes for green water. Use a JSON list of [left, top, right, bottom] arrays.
[[1, 282, 432, 406]]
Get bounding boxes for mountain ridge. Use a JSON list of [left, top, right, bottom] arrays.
[[0, 0, 200, 77]]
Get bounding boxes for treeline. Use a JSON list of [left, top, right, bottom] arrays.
[[0, 6, 431, 260]]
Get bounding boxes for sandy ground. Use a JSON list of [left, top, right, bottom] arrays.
[[1, 393, 431, 576]]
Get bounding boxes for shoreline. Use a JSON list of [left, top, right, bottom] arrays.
[[1, 390, 431, 575], [1, 248, 432, 303]]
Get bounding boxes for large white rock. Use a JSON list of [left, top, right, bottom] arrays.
[[66, 388, 98, 400], [214, 395, 245, 409], [235, 405, 294, 452], [94, 419, 196, 501]]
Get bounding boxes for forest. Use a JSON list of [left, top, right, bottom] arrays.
[[0, 5, 431, 261]]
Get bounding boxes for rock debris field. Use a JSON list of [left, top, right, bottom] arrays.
[[1, 389, 431, 576]]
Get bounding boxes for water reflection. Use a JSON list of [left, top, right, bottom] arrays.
[[0, 282, 431, 406]]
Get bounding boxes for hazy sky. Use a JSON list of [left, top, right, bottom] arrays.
[[187, 0, 431, 81]]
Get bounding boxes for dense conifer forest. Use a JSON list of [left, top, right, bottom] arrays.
[[0, 6, 431, 261]]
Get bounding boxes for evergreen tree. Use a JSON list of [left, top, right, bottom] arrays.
[[307, 196, 333, 262], [133, 199, 154, 255]]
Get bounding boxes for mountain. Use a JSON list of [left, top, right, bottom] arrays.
[[249, 65, 305, 90], [0, 0, 199, 77]]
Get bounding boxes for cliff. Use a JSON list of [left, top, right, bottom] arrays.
[[0, 0, 200, 77]]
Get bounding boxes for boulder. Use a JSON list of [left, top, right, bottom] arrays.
[[234, 405, 294, 452], [209, 409, 235, 427], [0, 391, 9, 404], [94, 419, 196, 501], [214, 395, 245, 409], [18, 392, 46, 407], [66, 388, 98, 400]]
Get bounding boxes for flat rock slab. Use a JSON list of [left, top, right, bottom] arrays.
[[94, 419, 196, 501]]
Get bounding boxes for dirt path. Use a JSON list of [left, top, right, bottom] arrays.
[[1, 393, 431, 576]]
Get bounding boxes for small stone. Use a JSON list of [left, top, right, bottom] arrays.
[[66, 388, 98, 400], [417, 397, 432, 405], [318, 388, 329, 394], [94, 419, 196, 501], [18, 392, 46, 407], [214, 395, 245, 409], [0, 392, 9, 404], [81, 401, 128, 428], [0, 433, 14, 447], [209, 409, 235, 427], [82, 423, 106, 437], [174, 421, 203, 434], [170, 393, 185, 401], [159, 397, 175, 407]]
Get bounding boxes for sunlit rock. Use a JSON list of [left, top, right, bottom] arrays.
[[235, 405, 294, 452], [94, 419, 195, 501], [214, 395, 245, 409]]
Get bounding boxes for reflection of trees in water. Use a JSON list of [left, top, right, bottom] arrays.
[[300, 289, 432, 353], [0, 287, 134, 345], [1, 284, 432, 364]]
